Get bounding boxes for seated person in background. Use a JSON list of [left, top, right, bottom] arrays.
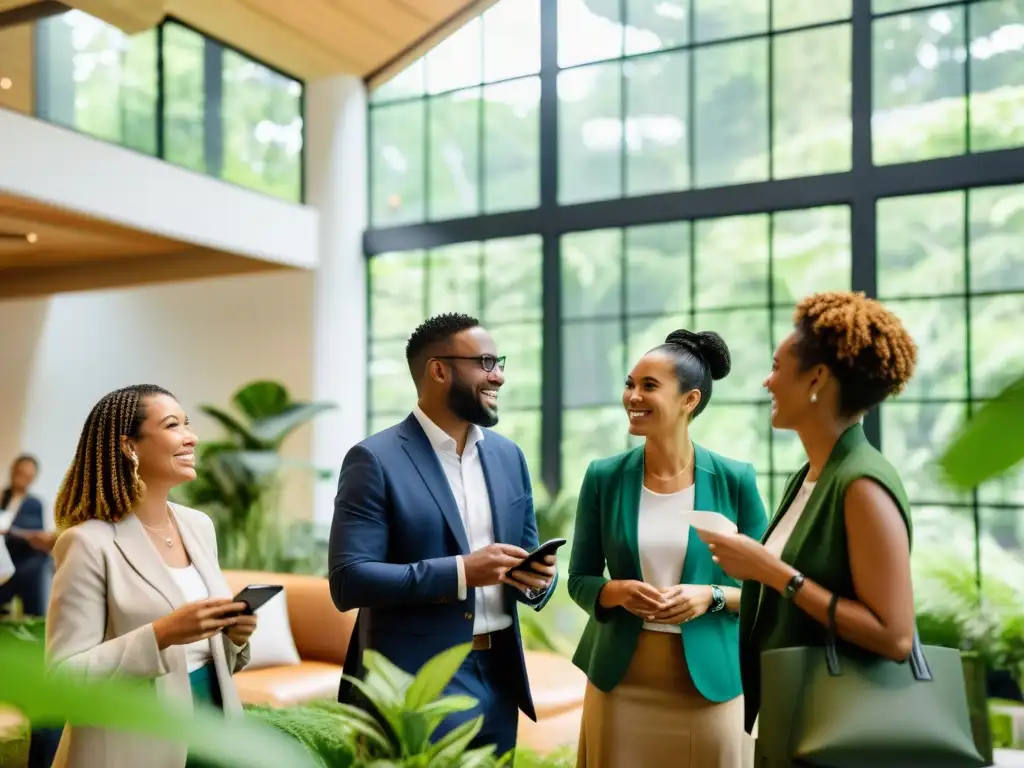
[[0, 454, 56, 617]]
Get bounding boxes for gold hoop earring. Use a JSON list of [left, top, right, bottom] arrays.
[[130, 452, 140, 488]]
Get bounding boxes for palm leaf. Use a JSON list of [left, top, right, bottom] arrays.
[[248, 402, 338, 447], [200, 405, 261, 449]]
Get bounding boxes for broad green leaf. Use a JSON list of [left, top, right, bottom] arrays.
[[400, 710, 431, 755], [939, 376, 1024, 489], [458, 744, 501, 768], [365, 651, 416, 699], [426, 716, 484, 767], [405, 643, 472, 711], [0, 638, 316, 768], [200, 405, 261, 449], [249, 402, 338, 447], [416, 695, 478, 722], [232, 380, 290, 421], [316, 701, 391, 750], [339, 674, 405, 742]]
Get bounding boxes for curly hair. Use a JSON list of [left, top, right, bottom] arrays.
[[792, 291, 917, 416], [405, 312, 481, 386], [55, 385, 174, 531]]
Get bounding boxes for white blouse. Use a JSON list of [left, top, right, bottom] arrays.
[[637, 483, 696, 634], [166, 563, 213, 672]]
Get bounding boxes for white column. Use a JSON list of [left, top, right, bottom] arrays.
[[305, 74, 368, 526]]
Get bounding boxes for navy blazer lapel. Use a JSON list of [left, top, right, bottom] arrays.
[[398, 415, 471, 554], [476, 439, 505, 545]]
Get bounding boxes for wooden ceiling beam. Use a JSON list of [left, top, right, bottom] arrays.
[[0, 21, 34, 114], [60, 0, 162, 33]]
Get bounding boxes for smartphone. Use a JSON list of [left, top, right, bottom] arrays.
[[505, 538, 567, 577], [232, 584, 284, 615]]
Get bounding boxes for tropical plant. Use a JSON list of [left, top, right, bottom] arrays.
[[531, 486, 578, 547], [171, 380, 336, 572], [0, 636, 317, 768]]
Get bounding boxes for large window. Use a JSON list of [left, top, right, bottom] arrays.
[[35, 12, 304, 202], [364, 0, 1024, 596]]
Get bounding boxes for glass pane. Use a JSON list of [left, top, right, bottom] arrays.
[[562, 229, 623, 319], [694, 39, 769, 188], [483, 235, 543, 324], [756, 474, 773, 515], [36, 12, 157, 155], [911, 506, 978, 592], [493, 410, 542, 481], [969, 0, 1024, 153], [772, 25, 852, 179], [872, 7, 967, 165], [624, 221, 692, 315], [771, 474, 794, 516], [969, 182, 1024, 293], [624, 50, 689, 196], [562, 321, 626, 407], [427, 243, 481, 318], [562, 407, 629, 492], [885, 298, 968, 400], [624, 0, 690, 55], [690, 404, 771, 469], [980, 465, 1024, 506], [772, 426, 806, 475], [426, 17, 482, 94], [371, 59, 424, 103], [772, 306, 798, 349], [371, 101, 426, 226], [772, 206, 852, 303], [971, 294, 1024, 399], [369, 412, 404, 437], [559, 0, 623, 67], [558, 62, 623, 204], [978, 506, 1024, 595], [693, 309, 772, 403], [625, 314, 690, 367], [483, 78, 541, 214], [370, 339, 417, 413], [162, 23, 205, 174], [492, 323, 543, 409], [877, 191, 965, 299], [874, 0, 948, 14], [694, 0, 769, 43], [369, 251, 426, 339], [880, 402, 969, 503], [483, 0, 541, 82], [428, 88, 481, 220], [694, 214, 770, 309], [221, 50, 303, 202], [772, 0, 851, 29]]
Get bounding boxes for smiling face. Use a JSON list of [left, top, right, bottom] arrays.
[[623, 351, 701, 438], [764, 331, 823, 430], [124, 394, 198, 489], [439, 326, 505, 427]]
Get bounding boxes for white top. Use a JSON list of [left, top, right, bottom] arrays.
[[763, 481, 817, 558], [637, 483, 696, 634], [412, 406, 512, 636], [166, 563, 213, 672], [0, 508, 15, 533]]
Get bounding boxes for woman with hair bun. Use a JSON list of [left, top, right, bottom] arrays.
[[568, 328, 769, 767], [695, 291, 919, 735]]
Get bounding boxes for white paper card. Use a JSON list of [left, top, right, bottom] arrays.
[[688, 510, 738, 535]]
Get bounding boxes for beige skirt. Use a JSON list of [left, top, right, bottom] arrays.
[[576, 630, 750, 768]]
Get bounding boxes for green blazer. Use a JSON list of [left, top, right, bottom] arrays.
[[567, 443, 768, 702], [738, 423, 912, 731]]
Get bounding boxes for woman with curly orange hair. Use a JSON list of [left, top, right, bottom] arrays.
[[693, 291, 918, 734]]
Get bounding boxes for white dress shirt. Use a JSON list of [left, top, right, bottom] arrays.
[[412, 406, 513, 635]]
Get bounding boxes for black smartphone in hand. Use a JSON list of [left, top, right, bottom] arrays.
[[505, 538, 567, 577], [232, 584, 284, 615]]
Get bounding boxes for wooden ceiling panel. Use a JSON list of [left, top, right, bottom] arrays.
[[0, 23, 33, 115], [63, 0, 164, 34], [0, 0, 37, 11]]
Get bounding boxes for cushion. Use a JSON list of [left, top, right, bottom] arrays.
[[234, 661, 343, 708], [245, 590, 301, 670]]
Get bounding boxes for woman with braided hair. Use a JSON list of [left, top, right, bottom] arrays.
[[46, 384, 257, 768], [568, 329, 769, 767], [695, 291, 919, 736]]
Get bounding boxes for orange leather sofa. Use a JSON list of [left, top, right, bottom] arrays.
[[223, 570, 584, 753]]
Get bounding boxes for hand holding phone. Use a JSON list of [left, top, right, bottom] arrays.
[[231, 584, 284, 615], [505, 538, 566, 577]]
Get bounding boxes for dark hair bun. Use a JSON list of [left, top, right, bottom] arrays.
[[664, 329, 732, 381]]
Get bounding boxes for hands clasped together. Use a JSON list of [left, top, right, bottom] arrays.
[[152, 598, 258, 650], [600, 580, 714, 624], [463, 543, 557, 593]]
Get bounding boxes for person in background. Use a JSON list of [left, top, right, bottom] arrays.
[[0, 454, 55, 617], [568, 329, 768, 768], [330, 313, 558, 758], [46, 385, 257, 768], [696, 291, 918, 735]]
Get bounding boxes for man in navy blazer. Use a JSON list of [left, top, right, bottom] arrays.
[[329, 312, 558, 757]]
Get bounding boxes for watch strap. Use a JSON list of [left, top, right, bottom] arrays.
[[782, 572, 806, 600]]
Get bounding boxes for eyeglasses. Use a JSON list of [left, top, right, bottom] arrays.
[[433, 355, 506, 372]]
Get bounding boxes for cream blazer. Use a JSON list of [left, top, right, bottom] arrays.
[[46, 503, 251, 768]]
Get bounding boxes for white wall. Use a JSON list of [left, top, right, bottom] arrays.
[[0, 270, 322, 524], [0, 109, 319, 269]]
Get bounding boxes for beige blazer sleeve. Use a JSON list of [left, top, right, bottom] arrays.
[[47, 526, 172, 679]]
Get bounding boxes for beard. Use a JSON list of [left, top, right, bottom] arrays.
[[447, 370, 498, 428]]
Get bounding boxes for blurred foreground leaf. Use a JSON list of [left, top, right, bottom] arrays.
[[939, 376, 1024, 489], [0, 637, 317, 768]]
